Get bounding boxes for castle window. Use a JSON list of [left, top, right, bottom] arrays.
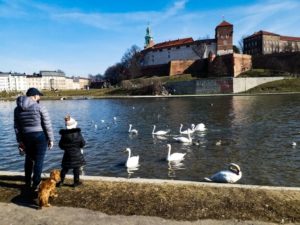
[[176, 46, 180, 49], [159, 49, 163, 52], [186, 44, 190, 48], [168, 48, 171, 50]]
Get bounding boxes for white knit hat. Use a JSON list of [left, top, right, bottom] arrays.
[[65, 115, 77, 129]]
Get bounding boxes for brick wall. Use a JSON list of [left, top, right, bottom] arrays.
[[141, 54, 252, 77], [232, 54, 252, 77], [169, 60, 195, 76]]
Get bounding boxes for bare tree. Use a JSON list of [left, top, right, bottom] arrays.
[[233, 45, 240, 53], [104, 63, 125, 85], [238, 36, 247, 53], [121, 45, 142, 79], [283, 42, 293, 52]]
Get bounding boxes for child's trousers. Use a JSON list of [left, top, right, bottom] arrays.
[[60, 167, 80, 184]]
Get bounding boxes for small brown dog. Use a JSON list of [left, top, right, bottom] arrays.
[[38, 169, 61, 209]]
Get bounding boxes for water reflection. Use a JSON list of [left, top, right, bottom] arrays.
[[127, 167, 139, 178], [168, 161, 186, 178], [1, 95, 300, 186]]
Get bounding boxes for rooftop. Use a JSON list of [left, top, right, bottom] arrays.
[[151, 37, 194, 50], [245, 30, 300, 41], [216, 20, 233, 27]]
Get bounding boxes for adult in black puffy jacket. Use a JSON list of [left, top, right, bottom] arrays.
[[58, 115, 86, 187]]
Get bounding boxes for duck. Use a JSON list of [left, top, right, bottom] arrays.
[[166, 144, 186, 162], [173, 132, 192, 143], [204, 163, 242, 183], [152, 125, 170, 135], [124, 148, 139, 168], [179, 124, 194, 134], [194, 123, 206, 132], [128, 124, 138, 135]]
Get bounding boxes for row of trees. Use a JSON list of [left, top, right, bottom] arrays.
[[104, 45, 143, 85]]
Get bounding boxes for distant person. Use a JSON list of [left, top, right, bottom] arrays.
[[58, 115, 86, 187], [14, 87, 54, 190]]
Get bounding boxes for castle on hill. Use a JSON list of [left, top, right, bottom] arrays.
[[141, 20, 234, 66]]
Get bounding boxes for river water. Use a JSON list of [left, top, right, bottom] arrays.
[[0, 95, 299, 186]]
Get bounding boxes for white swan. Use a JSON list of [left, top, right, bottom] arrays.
[[179, 124, 194, 134], [128, 124, 138, 134], [194, 123, 206, 132], [166, 144, 186, 162], [173, 132, 192, 143], [204, 163, 242, 183], [125, 148, 139, 168], [152, 125, 169, 135]]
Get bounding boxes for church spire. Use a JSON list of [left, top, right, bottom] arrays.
[[144, 23, 154, 49]]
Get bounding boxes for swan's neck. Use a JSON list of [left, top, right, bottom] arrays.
[[179, 124, 183, 132], [168, 146, 171, 158], [127, 149, 131, 159], [152, 125, 156, 134], [129, 125, 132, 132]]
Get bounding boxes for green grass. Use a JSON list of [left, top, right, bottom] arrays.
[[238, 69, 291, 77], [246, 78, 300, 93], [0, 91, 22, 98], [41, 89, 116, 97], [129, 74, 196, 85]]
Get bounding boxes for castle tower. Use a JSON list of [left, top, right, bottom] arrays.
[[144, 25, 154, 49], [215, 20, 233, 55]]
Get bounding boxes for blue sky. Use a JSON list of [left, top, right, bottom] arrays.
[[0, 0, 299, 76]]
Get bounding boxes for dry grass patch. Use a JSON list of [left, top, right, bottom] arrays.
[[0, 175, 299, 223]]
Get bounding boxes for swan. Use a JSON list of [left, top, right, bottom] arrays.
[[194, 123, 206, 132], [215, 140, 222, 146], [152, 125, 169, 135], [173, 132, 192, 143], [166, 144, 186, 162], [179, 124, 194, 134], [125, 148, 139, 168], [128, 124, 138, 134], [292, 142, 297, 146], [204, 163, 242, 183]]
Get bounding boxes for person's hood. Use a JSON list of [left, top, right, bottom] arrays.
[[59, 128, 81, 135], [16, 96, 37, 110]]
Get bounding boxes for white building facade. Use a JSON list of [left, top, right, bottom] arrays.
[[0, 73, 28, 91], [0, 71, 90, 92], [142, 21, 233, 66]]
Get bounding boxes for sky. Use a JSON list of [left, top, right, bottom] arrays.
[[0, 0, 299, 77]]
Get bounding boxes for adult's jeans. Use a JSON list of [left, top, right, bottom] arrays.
[[22, 132, 47, 187]]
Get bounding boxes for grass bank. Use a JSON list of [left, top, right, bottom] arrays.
[[246, 78, 300, 93], [238, 69, 292, 78], [1, 75, 300, 100], [0, 174, 299, 223]]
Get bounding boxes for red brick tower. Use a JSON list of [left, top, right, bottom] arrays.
[[215, 20, 233, 55]]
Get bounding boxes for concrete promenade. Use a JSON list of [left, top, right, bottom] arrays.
[[0, 202, 295, 225]]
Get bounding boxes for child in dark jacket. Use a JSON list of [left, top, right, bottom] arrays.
[[58, 115, 86, 187]]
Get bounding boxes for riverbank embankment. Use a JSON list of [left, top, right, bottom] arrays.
[[0, 171, 299, 224], [1, 91, 300, 101]]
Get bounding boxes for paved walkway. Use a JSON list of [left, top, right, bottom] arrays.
[[1, 202, 297, 225]]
